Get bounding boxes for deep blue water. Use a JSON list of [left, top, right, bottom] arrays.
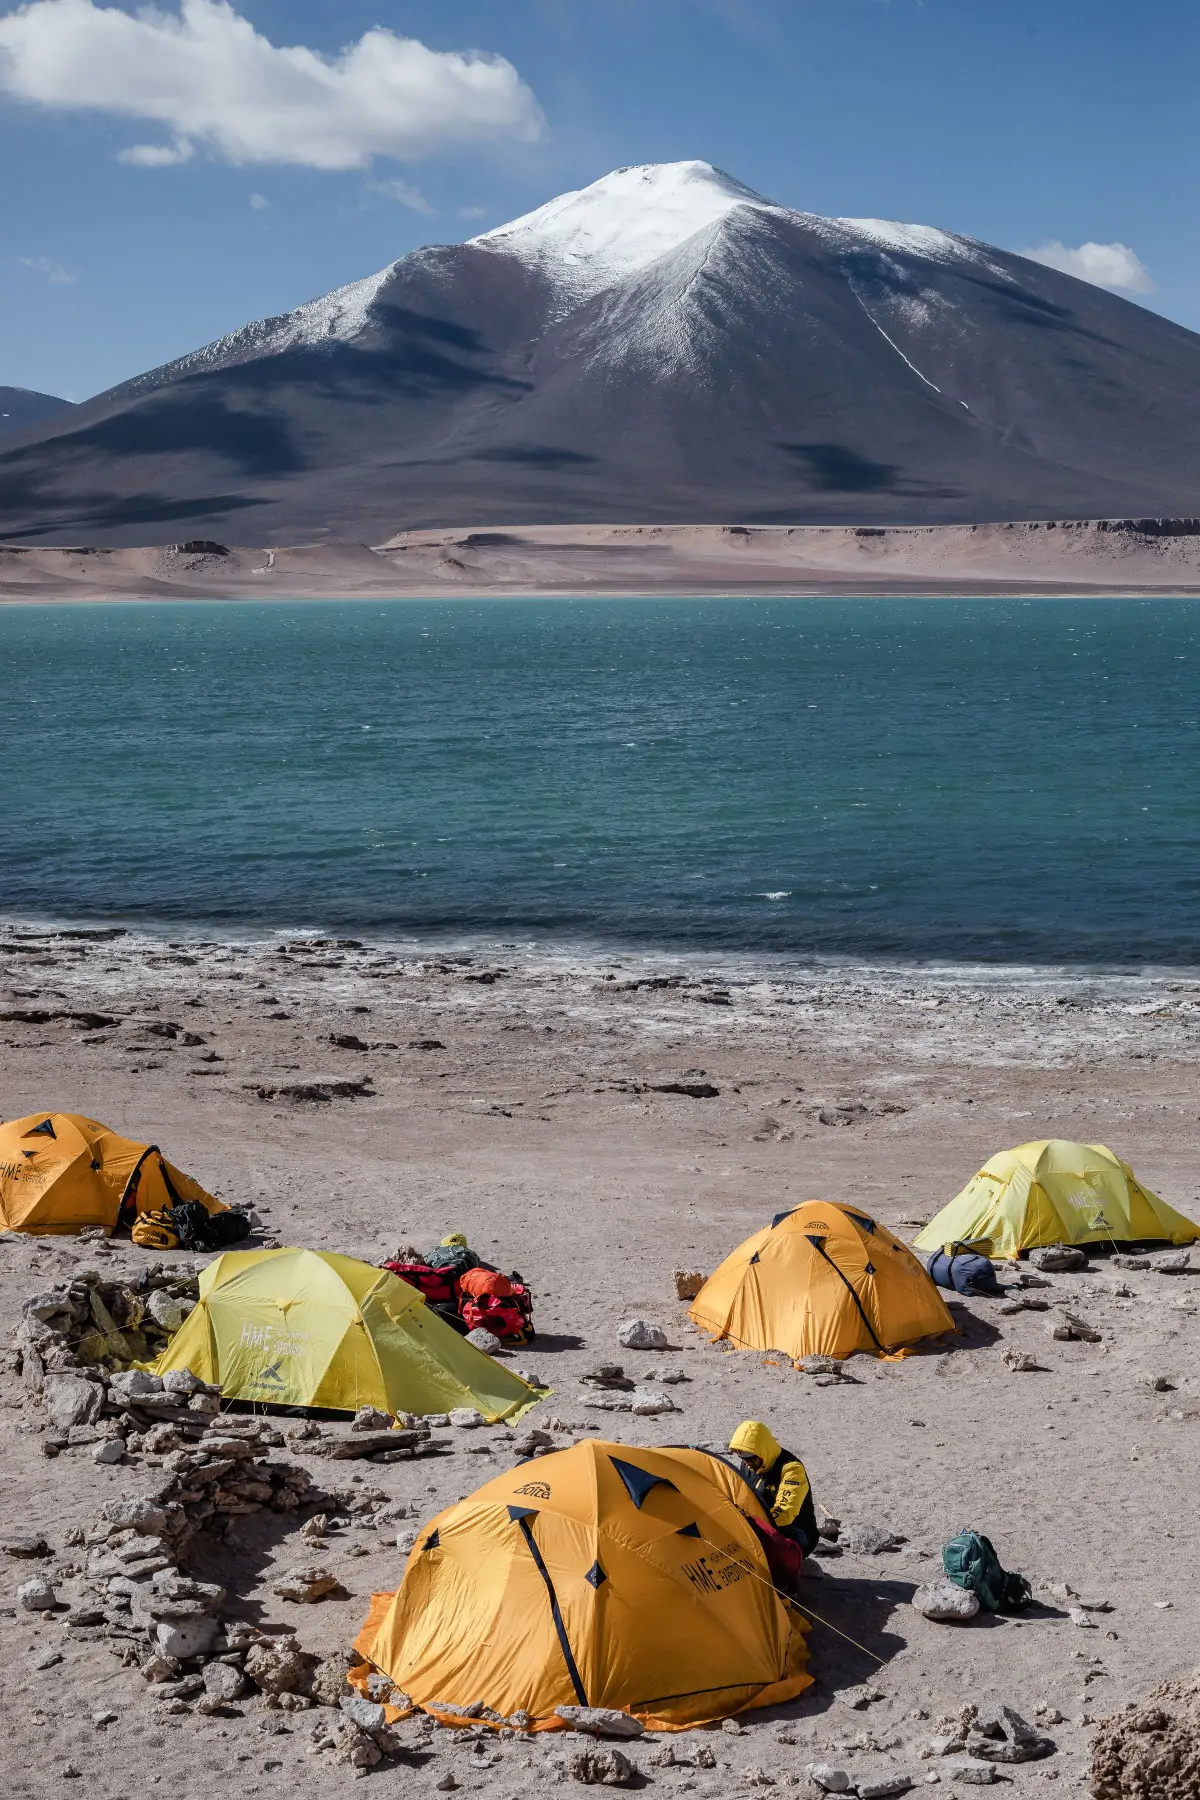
[[1, 596, 1198, 963]]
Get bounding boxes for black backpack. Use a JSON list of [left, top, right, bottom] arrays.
[[169, 1200, 251, 1252]]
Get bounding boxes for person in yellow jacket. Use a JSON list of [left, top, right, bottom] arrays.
[[728, 1420, 819, 1556]]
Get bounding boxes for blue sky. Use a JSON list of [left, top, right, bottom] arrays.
[[2, 0, 1197, 400]]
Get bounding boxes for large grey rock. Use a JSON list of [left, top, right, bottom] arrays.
[[555, 1706, 645, 1739], [147, 1291, 190, 1332], [1027, 1244, 1087, 1272], [154, 1614, 218, 1659], [629, 1386, 677, 1416], [160, 1367, 202, 1394], [617, 1319, 668, 1351], [858, 1777, 915, 1799], [840, 1522, 903, 1554], [806, 1766, 852, 1793], [340, 1692, 386, 1732], [449, 1407, 484, 1429], [91, 1438, 125, 1465], [108, 1370, 165, 1403], [913, 1580, 980, 1622], [568, 1747, 636, 1786], [942, 1762, 999, 1785], [44, 1373, 104, 1430], [199, 1661, 246, 1706], [1156, 1250, 1192, 1274], [465, 1327, 504, 1355]]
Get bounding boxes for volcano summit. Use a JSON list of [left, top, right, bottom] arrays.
[[3, 160, 1200, 545]]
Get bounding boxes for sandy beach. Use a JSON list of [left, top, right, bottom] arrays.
[[5, 519, 1200, 602], [1, 923, 1197, 1796]]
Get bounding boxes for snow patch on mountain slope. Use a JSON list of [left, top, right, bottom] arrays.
[[117, 263, 398, 398]]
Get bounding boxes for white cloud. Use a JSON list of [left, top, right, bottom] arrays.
[[457, 203, 488, 220], [0, 0, 544, 170], [368, 176, 436, 215], [1020, 238, 1155, 294], [19, 253, 76, 282], [117, 137, 193, 166], [248, 191, 268, 210]]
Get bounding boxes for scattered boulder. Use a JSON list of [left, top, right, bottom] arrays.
[[806, 1766, 853, 1793], [449, 1408, 484, 1429], [109, 1370, 165, 1404], [1156, 1251, 1192, 1275], [352, 1406, 393, 1432], [91, 1438, 125, 1465], [244, 1639, 317, 1698], [1001, 1349, 1041, 1373], [1, 1533, 52, 1558], [465, 1327, 504, 1355], [581, 1365, 635, 1390], [1048, 1309, 1101, 1342], [629, 1387, 677, 1416], [1091, 1670, 1200, 1800], [273, 1566, 342, 1604], [568, 1747, 636, 1786], [154, 1614, 218, 1659], [858, 1777, 915, 1799], [913, 1580, 980, 1622], [198, 1660, 246, 1710], [44, 1373, 104, 1430], [146, 1292, 190, 1333], [1027, 1244, 1087, 1272], [968, 1702, 1053, 1762], [840, 1523, 903, 1555], [673, 1270, 705, 1300], [555, 1706, 644, 1739], [940, 1760, 999, 1785], [17, 1576, 56, 1611], [617, 1319, 668, 1351], [1112, 1253, 1151, 1270]]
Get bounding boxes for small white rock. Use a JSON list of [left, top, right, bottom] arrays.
[[92, 1438, 126, 1465], [17, 1577, 56, 1612], [448, 1407, 484, 1429], [617, 1319, 669, 1351]]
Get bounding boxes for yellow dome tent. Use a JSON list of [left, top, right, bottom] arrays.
[[690, 1200, 954, 1361], [0, 1111, 223, 1236], [156, 1247, 542, 1422], [353, 1438, 811, 1731], [914, 1139, 1200, 1262]]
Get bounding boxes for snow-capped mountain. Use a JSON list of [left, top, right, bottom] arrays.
[[4, 161, 1200, 544]]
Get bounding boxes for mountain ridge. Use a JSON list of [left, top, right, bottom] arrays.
[[2, 161, 1199, 545]]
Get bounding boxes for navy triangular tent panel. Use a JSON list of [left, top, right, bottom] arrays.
[[675, 1521, 702, 1538], [24, 1118, 56, 1138], [610, 1457, 675, 1508], [507, 1504, 539, 1521], [422, 1528, 440, 1550], [584, 1560, 606, 1588]]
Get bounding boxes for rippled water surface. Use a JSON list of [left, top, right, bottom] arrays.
[[2, 595, 1198, 962]]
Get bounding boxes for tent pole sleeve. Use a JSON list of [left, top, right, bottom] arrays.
[[518, 1516, 587, 1705]]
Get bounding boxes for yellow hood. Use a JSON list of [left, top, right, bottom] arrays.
[[729, 1420, 781, 1468]]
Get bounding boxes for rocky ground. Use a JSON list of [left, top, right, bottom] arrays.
[[0, 921, 1197, 1799]]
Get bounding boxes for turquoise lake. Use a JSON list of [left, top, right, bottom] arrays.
[[2, 595, 1198, 964]]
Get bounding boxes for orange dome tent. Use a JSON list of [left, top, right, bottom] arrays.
[[0, 1111, 223, 1236], [690, 1199, 954, 1362], [354, 1439, 811, 1731]]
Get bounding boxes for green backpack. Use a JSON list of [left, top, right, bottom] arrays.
[[942, 1529, 1032, 1613]]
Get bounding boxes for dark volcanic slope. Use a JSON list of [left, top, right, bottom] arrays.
[[0, 386, 75, 441], [2, 162, 1199, 545]]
